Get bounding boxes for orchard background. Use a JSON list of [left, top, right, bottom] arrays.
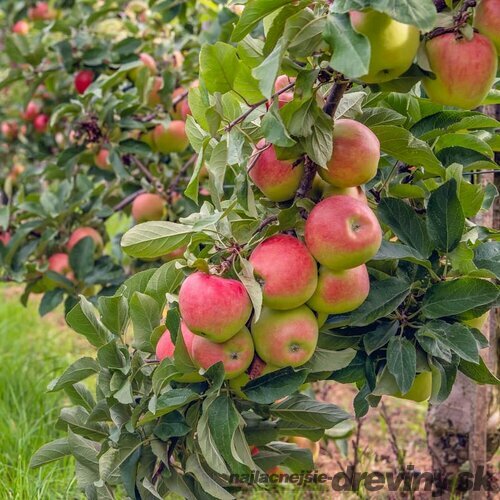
[[0, 0, 499, 498]]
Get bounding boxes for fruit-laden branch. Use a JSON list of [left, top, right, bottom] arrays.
[[130, 156, 166, 197], [427, 0, 477, 39], [225, 82, 295, 131]]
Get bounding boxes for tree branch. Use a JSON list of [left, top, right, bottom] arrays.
[[427, 0, 477, 39], [112, 189, 145, 212]]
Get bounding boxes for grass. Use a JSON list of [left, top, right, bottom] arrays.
[[0, 286, 83, 499]]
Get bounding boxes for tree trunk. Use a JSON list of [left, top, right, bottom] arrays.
[[425, 104, 499, 498]]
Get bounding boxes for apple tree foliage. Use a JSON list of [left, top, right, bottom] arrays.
[[1, 0, 498, 498]]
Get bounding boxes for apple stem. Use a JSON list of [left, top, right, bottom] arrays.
[[427, 0, 477, 40]]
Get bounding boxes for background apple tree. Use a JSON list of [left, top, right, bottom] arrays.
[[0, 0, 498, 498]]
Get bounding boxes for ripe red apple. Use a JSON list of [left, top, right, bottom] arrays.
[[179, 272, 252, 343], [251, 306, 318, 368], [1, 122, 18, 141], [94, 149, 111, 170], [153, 121, 189, 154], [28, 2, 56, 21], [0, 231, 11, 246], [47, 253, 74, 281], [171, 87, 191, 121], [156, 322, 197, 360], [249, 234, 318, 310], [422, 33, 497, 110], [474, 0, 500, 53], [67, 227, 103, 252], [318, 119, 380, 188], [12, 20, 29, 35], [191, 326, 254, 380], [305, 195, 382, 271], [323, 185, 367, 203], [147, 77, 163, 106], [129, 52, 157, 82], [249, 141, 304, 202], [131, 193, 166, 223], [307, 264, 370, 314], [33, 113, 49, 133], [350, 10, 420, 83], [23, 101, 40, 121], [74, 69, 95, 94], [274, 74, 295, 107]]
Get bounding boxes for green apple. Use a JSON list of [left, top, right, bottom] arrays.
[[153, 121, 189, 154]]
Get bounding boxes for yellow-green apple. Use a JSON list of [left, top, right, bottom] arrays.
[[474, 0, 500, 53], [0, 231, 11, 246], [171, 87, 191, 120], [179, 272, 252, 342], [153, 121, 189, 154], [94, 148, 111, 170], [33, 114, 49, 133], [48, 253, 74, 281], [67, 227, 103, 252], [191, 326, 254, 380], [28, 2, 56, 21], [141, 129, 156, 149], [131, 193, 166, 223], [147, 77, 163, 106], [461, 311, 490, 330], [305, 195, 382, 270], [422, 33, 497, 109], [129, 52, 157, 82], [249, 234, 318, 310], [318, 119, 380, 188], [350, 10, 420, 83], [74, 69, 94, 94], [249, 141, 304, 202], [290, 437, 320, 461], [12, 20, 30, 35], [323, 185, 368, 204], [22, 101, 40, 121], [274, 74, 295, 107], [393, 371, 432, 402], [251, 306, 318, 368], [307, 264, 370, 314], [316, 312, 328, 327]]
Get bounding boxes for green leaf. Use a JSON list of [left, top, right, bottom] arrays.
[[331, 0, 437, 31], [130, 292, 161, 352], [242, 368, 308, 404], [370, 125, 443, 176], [118, 269, 156, 299], [377, 198, 433, 257], [30, 438, 70, 468], [154, 412, 191, 440], [346, 277, 411, 327], [435, 133, 494, 159], [99, 434, 143, 482], [67, 430, 99, 471], [363, 321, 399, 355], [66, 296, 112, 348], [231, 0, 292, 42], [474, 242, 500, 279], [236, 257, 263, 321], [276, 421, 324, 441], [98, 295, 129, 335], [323, 13, 370, 79], [386, 336, 416, 393], [459, 356, 500, 385], [144, 389, 200, 424], [145, 261, 185, 307], [199, 42, 239, 94], [304, 348, 357, 373], [426, 179, 464, 253], [261, 103, 296, 147], [421, 279, 499, 319], [372, 240, 434, 273], [252, 40, 284, 99], [39, 289, 64, 316], [270, 394, 351, 428], [64, 383, 95, 413], [48, 357, 99, 392], [186, 455, 234, 500], [300, 106, 334, 167]]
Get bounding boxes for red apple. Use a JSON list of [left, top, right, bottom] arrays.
[[74, 69, 95, 94], [33, 113, 49, 133], [171, 87, 191, 121], [47, 253, 74, 280], [191, 326, 254, 380], [179, 272, 252, 343], [94, 149, 111, 170], [12, 20, 29, 35], [0, 231, 11, 246], [23, 101, 40, 121], [129, 52, 157, 82], [156, 322, 197, 360], [323, 185, 367, 203], [249, 141, 304, 202], [474, 0, 500, 53], [131, 193, 166, 223], [274, 74, 295, 107], [307, 264, 370, 314], [28, 2, 56, 21], [305, 195, 382, 271], [153, 121, 189, 154], [67, 227, 103, 252], [318, 119, 380, 188], [1, 122, 18, 141], [422, 33, 497, 109], [251, 305, 318, 368], [249, 234, 318, 310]]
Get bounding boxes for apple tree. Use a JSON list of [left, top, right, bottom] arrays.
[[17, 0, 500, 497]]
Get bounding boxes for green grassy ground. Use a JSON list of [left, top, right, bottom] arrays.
[[0, 286, 81, 499]]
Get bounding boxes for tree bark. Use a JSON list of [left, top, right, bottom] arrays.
[[425, 105, 499, 498]]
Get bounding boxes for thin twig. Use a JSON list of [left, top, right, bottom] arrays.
[[225, 82, 295, 131], [167, 154, 197, 196], [130, 156, 166, 196], [112, 189, 145, 212], [254, 214, 278, 234], [172, 89, 188, 107], [427, 0, 477, 39]]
